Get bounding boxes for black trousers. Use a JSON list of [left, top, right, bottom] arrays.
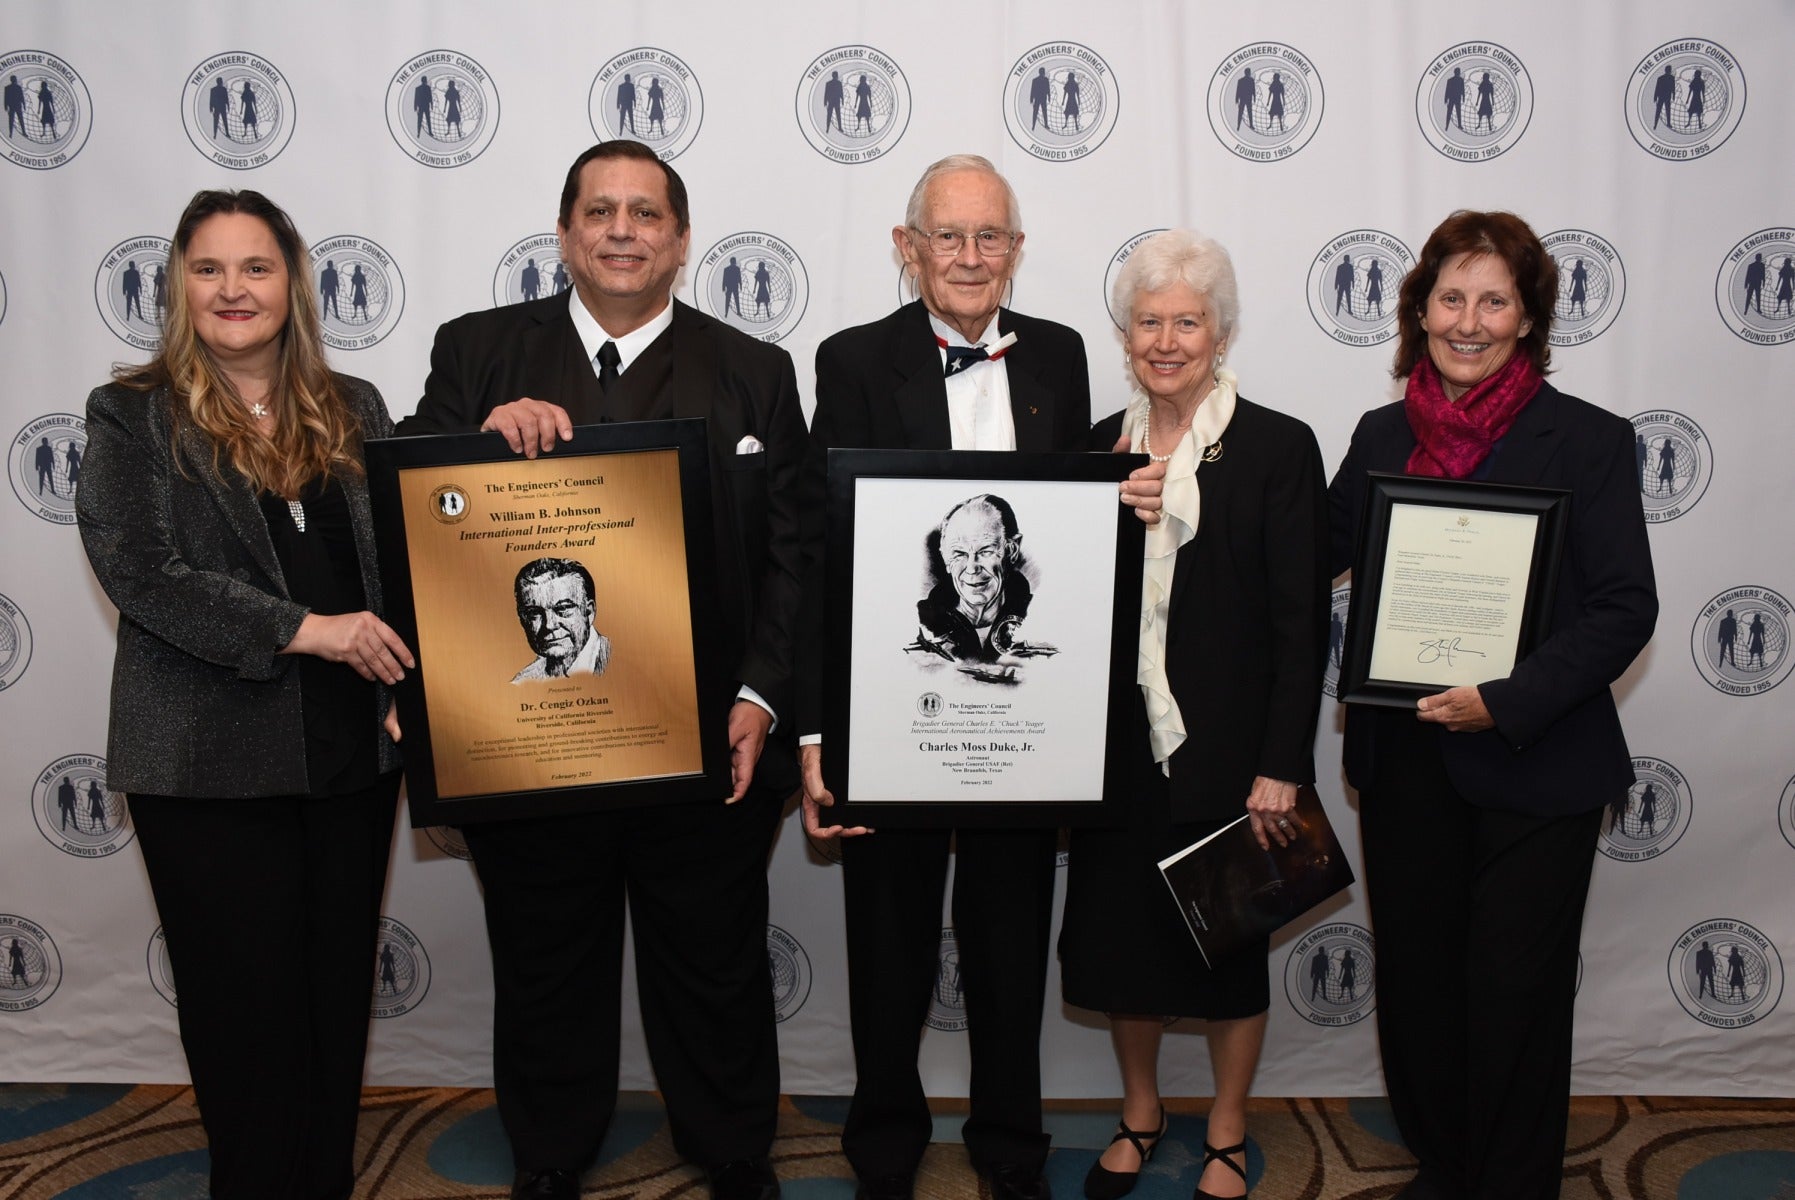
[[1358, 734, 1602, 1200], [461, 783, 784, 1172], [839, 827, 1059, 1180], [128, 775, 400, 1200]]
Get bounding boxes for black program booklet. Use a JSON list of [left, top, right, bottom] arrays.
[[1158, 784, 1355, 968]]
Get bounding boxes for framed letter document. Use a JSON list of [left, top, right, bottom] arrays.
[[824, 448, 1145, 828], [366, 420, 730, 826], [1338, 472, 1568, 708]]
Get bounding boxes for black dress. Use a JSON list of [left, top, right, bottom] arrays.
[[1058, 398, 1330, 1022], [1059, 693, 1270, 1020]]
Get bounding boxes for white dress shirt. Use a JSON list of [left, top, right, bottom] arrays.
[[565, 291, 777, 727], [930, 311, 1017, 451]]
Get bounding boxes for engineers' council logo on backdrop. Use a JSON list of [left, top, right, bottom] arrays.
[[1415, 41, 1532, 162], [1323, 585, 1350, 698], [1626, 39, 1746, 162], [147, 926, 177, 1007], [493, 233, 567, 308], [693, 233, 808, 343], [0, 592, 32, 692], [386, 50, 500, 168], [31, 754, 131, 858], [181, 51, 295, 169], [1629, 410, 1711, 523], [94, 236, 172, 351], [1308, 230, 1413, 346], [1207, 42, 1323, 162], [310, 236, 405, 351], [767, 924, 812, 1023], [10, 413, 85, 524], [421, 824, 471, 861], [0, 49, 93, 169], [795, 45, 910, 164], [1779, 774, 1795, 852], [1690, 585, 1793, 696], [1598, 756, 1692, 863], [0, 914, 61, 1011], [1668, 918, 1783, 1028], [1003, 42, 1119, 163], [926, 927, 967, 1032], [1543, 229, 1625, 347], [1284, 922, 1374, 1026], [1104, 229, 1169, 329], [589, 48, 702, 160], [1715, 229, 1795, 346], [371, 916, 430, 1019]]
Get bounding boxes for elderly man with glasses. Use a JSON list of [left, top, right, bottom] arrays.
[[796, 154, 1161, 1200]]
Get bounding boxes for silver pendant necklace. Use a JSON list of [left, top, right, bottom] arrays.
[[287, 498, 306, 531]]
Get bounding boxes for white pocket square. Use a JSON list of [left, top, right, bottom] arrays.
[[736, 435, 765, 454]]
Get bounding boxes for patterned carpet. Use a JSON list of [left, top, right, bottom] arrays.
[[0, 1085, 1791, 1198]]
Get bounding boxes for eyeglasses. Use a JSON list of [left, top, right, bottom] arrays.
[[911, 228, 1018, 258]]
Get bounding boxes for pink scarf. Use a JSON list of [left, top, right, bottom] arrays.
[[1403, 353, 1542, 479]]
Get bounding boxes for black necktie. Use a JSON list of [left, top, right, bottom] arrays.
[[595, 341, 621, 392], [942, 343, 988, 377]]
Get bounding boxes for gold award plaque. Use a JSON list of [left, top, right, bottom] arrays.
[[396, 448, 704, 800]]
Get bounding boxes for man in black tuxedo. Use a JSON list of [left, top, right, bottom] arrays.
[[396, 140, 807, 1200], [798, 154, 1158, 1200]]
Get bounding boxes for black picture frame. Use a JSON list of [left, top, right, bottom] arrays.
[[1338, 472, 1569, 709], [824, 448, 1146, 828], [366, 420, 731, 826]]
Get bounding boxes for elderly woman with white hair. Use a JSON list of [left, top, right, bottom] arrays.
[[1059, 229, 1330, 1200]]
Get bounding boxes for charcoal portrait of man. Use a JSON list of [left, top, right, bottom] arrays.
[[908, 493, 1056, 678], [511, 557, 611, 682]]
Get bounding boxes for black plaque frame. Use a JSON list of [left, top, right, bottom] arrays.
[[366, 420, 730, 826], [1338, 472, 1569, 709], [825, 448, 1146, 828]]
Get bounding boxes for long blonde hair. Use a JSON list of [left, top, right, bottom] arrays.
[[112, 189, 363, 498]]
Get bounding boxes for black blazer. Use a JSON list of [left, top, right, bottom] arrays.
[[810, 300, 1093, 454], [1092, 398, 1330, 821], [800, 300, 1092, 735], [396, 295, 811, 790], [1327, 382, 1658, 816], [77, 376, 401, 798]]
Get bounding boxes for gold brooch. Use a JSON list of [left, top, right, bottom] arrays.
[[1201, 440, 1224, 464]]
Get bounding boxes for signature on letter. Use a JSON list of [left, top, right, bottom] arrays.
[[1417, 637, 1486, 667]]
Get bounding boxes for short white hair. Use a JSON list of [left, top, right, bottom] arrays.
[[1112, 229, 1239, 340], [904, 154, 1022, 232]]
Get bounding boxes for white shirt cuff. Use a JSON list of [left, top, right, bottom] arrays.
[[736, 684, 777, 732]]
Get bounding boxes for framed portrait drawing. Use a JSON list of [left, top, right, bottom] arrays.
[[1337, 472, 1569, 708], [824, 448, 1145, 828], [365, 420, 731, 826]]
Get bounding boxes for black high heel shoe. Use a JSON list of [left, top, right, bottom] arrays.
[[1192, 1139, 1248, 1199], [1082, 1104, 1168, 1199]]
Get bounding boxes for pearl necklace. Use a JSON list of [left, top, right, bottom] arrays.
[[1141, 419, 1182, 463], [1141, 418, 1224, 465]]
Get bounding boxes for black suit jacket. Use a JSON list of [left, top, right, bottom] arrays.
[[397, 295, 811, 791], [1327, 382, 1658, 815], [800, 301, 1092, 734], [78, 376, 401, 797], [1092, 398, 1330, 821]]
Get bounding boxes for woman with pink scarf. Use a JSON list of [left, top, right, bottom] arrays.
[[1327, 210, 1657, 1200]]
